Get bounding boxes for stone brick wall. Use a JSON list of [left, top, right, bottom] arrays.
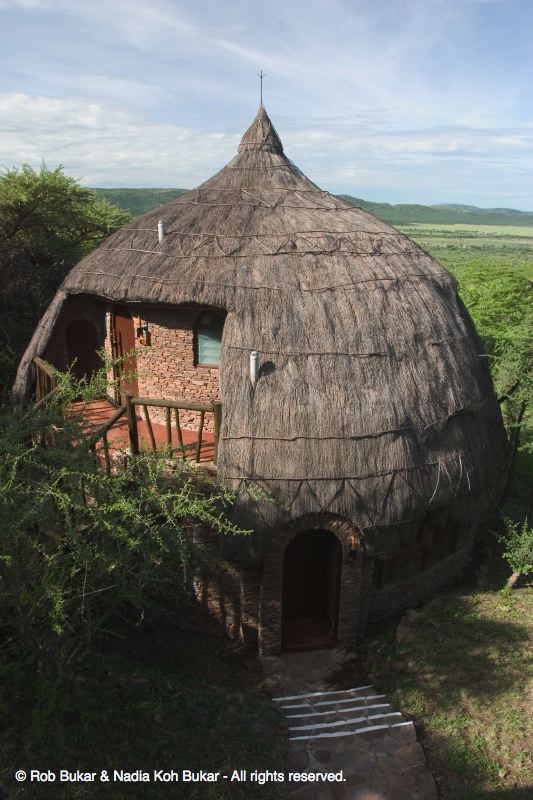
[[365, 532, 474, 625], [154, 515, 475, 656], [122, 305, 220, 431], [44, 298, 220, 435], [189, 524, 242, 640]]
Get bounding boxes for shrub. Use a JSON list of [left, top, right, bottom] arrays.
[[0, 394, 246, 676]]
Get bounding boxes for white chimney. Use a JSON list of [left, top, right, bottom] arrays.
[[157, 220, 165, 243]]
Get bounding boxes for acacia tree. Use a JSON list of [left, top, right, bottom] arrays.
[[0, 163, 130, 393], [458, 264, 533, 509]]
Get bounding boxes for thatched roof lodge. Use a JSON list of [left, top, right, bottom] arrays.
[[14, 106, 508, 653]]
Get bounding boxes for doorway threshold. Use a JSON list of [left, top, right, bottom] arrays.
[[282, 616, 336, 652]]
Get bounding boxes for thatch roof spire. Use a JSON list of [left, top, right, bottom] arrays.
[[238, 105, 283, 154]]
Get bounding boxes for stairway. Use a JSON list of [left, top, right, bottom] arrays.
[[274, 683, 415, 743], [264, 652, 437, 797]]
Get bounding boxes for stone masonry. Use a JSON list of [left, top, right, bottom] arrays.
[[105, 304, 221, 431]]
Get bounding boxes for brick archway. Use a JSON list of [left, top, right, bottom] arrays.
[[259, 514, 366, 655]]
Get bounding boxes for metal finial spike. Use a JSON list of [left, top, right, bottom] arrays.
[[258, 70, 266, 106]]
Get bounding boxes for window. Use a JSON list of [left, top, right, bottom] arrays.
[[194, 310, 225, 366]]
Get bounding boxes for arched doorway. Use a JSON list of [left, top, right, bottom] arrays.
[[282, 529, 342, 651], [66, 319, 102, 380]]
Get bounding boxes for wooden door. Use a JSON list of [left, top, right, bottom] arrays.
[[111, 307, 138, 401], [282, 529, 342, 650]]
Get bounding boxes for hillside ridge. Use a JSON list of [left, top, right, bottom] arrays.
[[91, 188, 533, 226]]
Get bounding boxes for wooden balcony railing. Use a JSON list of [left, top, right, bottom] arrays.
[[32, 358, 222, 474], [124, 394, 222, 465], [34, 356, 59, 409]]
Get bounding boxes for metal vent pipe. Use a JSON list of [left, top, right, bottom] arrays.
[[250, 351, 259, 388]]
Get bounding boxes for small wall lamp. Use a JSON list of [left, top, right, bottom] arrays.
[[349, 535, 358, 559]]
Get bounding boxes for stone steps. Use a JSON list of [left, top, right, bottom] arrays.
[[273, 684, 415, 743]]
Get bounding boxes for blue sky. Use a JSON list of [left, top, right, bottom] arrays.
[[1, 0, 532, 208]]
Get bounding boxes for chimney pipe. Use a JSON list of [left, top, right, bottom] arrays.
[[157, 220, 165, 243], [250, 351, 259, 389]]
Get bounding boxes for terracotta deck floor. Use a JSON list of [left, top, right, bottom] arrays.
[[70, 399, 216, 465]]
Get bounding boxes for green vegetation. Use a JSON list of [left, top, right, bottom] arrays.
[[499, 518, 533, 587], [364, 584, 533, 799], [1, 373, 286, 799], [342, 195, 533, 226], [0, 164, 130, 395], [92, 188, 187, 217], [363, 221, 533, 800], [91, 187, 533, 227], [1, 171, 531, 798], [403, 222, 533, 523], [0, 392, 243, 673], [6, 619, 287, 800]]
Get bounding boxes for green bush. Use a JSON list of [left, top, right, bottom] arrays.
[[0, 393, 246, 677], [499, 518, 533, 581]]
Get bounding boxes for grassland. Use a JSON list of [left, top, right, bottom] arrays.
[[93, 188, 187, 216], [397, 222, 533, 280], [94, 188, 533, 229], [363, 578, 533, 800]]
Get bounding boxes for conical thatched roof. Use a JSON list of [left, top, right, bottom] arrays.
[[14, 106, 507, 536]]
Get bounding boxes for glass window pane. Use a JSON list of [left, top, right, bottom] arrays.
[[196, 311, 224, 365], [198, 332, 221, 365]]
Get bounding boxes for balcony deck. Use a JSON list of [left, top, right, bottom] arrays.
[[70, 399, 216, 465]]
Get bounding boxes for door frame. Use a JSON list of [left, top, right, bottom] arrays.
[[258, 513, 366, 655], [281, 528, 342, 649], [110, 306, 139, 403]]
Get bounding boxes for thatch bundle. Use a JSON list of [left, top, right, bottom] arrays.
[[14, 107, 507, 537]]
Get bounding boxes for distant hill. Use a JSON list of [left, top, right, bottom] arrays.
[[339, 196, 533, 226], [92, 188, 187, 216], [92, 188, 533, 226]]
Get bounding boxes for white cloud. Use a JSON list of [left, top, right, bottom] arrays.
[[1, 0, 532, 205], [1, 92, 531, 209], [0, 1, 50, 7], [0, 93, 238, 185]]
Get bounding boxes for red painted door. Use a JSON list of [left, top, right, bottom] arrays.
[[111, 307, 138, 401]]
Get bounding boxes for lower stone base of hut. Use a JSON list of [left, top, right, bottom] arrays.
[[188, 514, 474, 656]]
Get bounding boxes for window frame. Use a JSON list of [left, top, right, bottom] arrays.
[[193, 308, 226, 368]]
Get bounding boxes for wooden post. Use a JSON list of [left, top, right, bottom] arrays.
[[143, 405, 156, 451], [102, 433, 111, 476], [213, 402, 222, 465], [165, 406, 172, 451], [35, 362, 41, 402], [125, 393, 139, 455], [196, 410, 205, 463], [174, 408, 184, 449]]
